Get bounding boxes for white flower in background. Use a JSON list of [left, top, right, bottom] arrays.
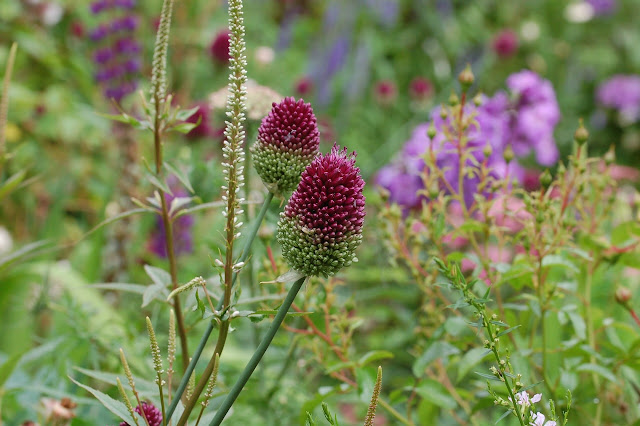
[[0, 227, 13, 255], [530, 411, 557, 426], [565, 2, 594, 23], [255, 46, 275, 65], [41, 2, 64, 26], [520, 21, 540, 42]]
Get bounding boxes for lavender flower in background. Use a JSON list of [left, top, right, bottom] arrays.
[[89, 0, 140, 103], [365, 0, 399, 27], [596, 74, 640, 125], [586, 0, 617, 15], [148, 181, 194, 259], [506, 70, 560, 166], [376, 70, 561, 211]]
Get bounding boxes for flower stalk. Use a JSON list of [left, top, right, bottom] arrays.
[[208, 276, 307, 426]]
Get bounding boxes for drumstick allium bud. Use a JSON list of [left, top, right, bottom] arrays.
[[277, 144, 365, 277], [251, 97, 320, 195]]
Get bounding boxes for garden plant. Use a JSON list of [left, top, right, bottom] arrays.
[[1, 0, 639, 425]]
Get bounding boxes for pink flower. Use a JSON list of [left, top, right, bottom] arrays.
[[209, 29, 231, 64], [492, 29, 518, 58]]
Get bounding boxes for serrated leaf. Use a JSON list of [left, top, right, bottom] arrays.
[[69, 376, 144, 423]]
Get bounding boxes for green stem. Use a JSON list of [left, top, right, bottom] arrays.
[[169, 192, 274, 424], [585, 263, 602, 426], [378, 398, 414, 426], [157, 373, 166, 424], [208, 277, 307, 426], [165, 322, 214, 420]]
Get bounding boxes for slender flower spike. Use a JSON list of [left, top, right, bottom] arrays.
[[277, 144, 365, 277], [251, 97, 320, 195]]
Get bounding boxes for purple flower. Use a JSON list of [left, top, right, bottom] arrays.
[[586, 0, 617, 15], [252, 97, 320, 195], [148, 183, 194, 259], [185, 102, 213, 140], [506, 70, 560, 166], [277, 144, 365, 277], [596, 74, 640, 124], [492, 29, 518, 58], [89, 3, 141, 103], [209, 30, 231, 64], [120, 402, 162, 426]]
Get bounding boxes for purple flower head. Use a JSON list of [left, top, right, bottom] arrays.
[[586, 0, 617, 15], [89, 1, 140, 103], [120, 402, 162, 426], [492, 29, 518, 58], [277, 144, 365, 277], [374, 80, 397, 106], [185, 102, 213, 140], [251, 97, 320, 195], [506, 70, 560, 166], [209, 30, 231, 64], [596, 74, 640, 124], [148, 181, 194, 259]]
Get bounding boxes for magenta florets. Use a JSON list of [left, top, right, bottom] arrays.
[[277, 144, 365, 277], [252, 97, 320, 194], [120, 402, 162, 426]]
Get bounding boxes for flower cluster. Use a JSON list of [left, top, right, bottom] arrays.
[[120, 401, 162, 426], [277, 144, 365, 277], [596, 74, 640, 125], [89, 0, 141, 102], [251, 97, 320, 195], [376, 70, 560, 210], [148, 181, 194, 258]]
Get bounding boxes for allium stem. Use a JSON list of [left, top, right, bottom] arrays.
[[167, 192, 274, 423], [208, 276, 307, 426]]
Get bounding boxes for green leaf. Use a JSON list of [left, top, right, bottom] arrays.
[[412, 342, 460, 377], [0, 170, 26, 201], [414, 379, 457, 410], [358, 350, 394, 367], [495, 409, 513, 424], [456, 348, 491, 382], [0, 240, 51, 272], [544, 312, 562, 384], [0, 351, 24, 388], [356, 367, 377, 404], [496, 325, 521, 338], [174, 105, 200, 121], [146, 172, 173, 195], [169, 122, 198, 134], [567, 311, 586, 340], [142, 282, 169, 308], [91, 283, 148, 295], [475, 372, 502, 382], [164, 161, 194, 193], [541, 254, 578, 274], [575, 363, 618, 383], [69, 376, 144, 423], [144, 265, 172, 287]]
